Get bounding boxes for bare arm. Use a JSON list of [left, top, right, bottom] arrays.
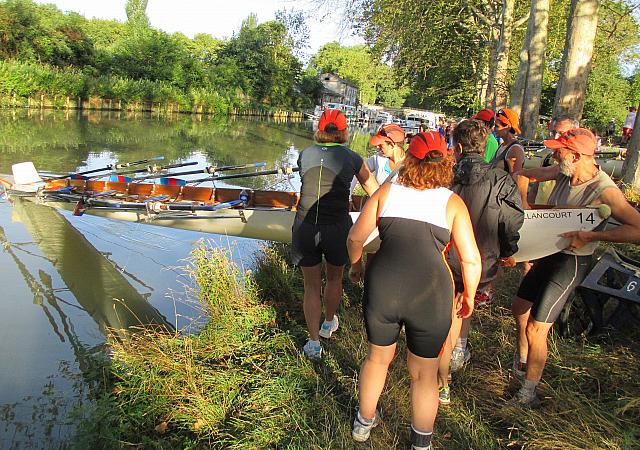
[[506, 144, 525, 174], [447, 194, 482, 318], [347, 183, 390, 282], [355, 162, 379, 197], [513, 165, 560, 209], [562, 187, 640, 248]]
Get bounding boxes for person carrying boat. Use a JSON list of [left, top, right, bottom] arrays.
[[437, 119, 524, 404], [346, 131, 481, 449], [510, 128, 640, 407], [293, 109, 379, 359], [491, 108, 525, 175], [350, 124, 406, 197], [471, 109, 500, 163], [531, 115, 581, 205]]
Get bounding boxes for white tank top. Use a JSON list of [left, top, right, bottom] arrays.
[[379, 182, 453, 231]]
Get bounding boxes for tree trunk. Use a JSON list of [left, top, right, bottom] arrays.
[[484, 26, 501, 109], [622, 102, 640, 189], [509, 14, 534, 116], [553, 0, 600, 121], [494, 0, 516, 109], [521, 0, 550, 139]]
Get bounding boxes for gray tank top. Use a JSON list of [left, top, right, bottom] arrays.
[[547, 169, 618, 255]]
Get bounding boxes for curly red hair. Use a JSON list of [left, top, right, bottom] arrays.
[[397, 153, 455, 190]]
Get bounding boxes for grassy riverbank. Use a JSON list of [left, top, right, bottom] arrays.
[[77, 243, 640, 449]]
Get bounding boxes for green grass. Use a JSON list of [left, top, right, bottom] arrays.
[[75, 242, 640, 449]]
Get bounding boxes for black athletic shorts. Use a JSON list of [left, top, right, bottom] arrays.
[[517, 252, 592, 323], [291, 216, 352, 267]]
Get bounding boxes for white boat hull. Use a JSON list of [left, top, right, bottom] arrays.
[[34, 198, 607, 262]]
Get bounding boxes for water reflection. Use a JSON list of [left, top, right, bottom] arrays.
[[6, 198, 173, 339]]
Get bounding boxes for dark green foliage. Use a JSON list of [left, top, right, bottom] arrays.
[[0, 0, 315, 110]]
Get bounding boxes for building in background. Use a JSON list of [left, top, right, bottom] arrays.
[[318, 73, 359, 118]]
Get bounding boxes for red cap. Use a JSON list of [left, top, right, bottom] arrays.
[[370, 124, 406, 146], [496, 108, 521, 135], [407, 131, 448, 160], [472, 109, 495, 123], [318, 109, 348, 131], [543, 128, 597, 156]]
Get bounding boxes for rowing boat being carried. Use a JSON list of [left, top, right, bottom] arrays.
[[1, 161, 612, 262]]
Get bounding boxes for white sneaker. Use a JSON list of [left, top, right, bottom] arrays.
[[352, 409, 380, 442], [302, 339, 322, 359], [319, 315, 339, 339]]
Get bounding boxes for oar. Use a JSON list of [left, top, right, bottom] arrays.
[[44, 156, 165, 180], [136, 162, 267, 181], [88, 161, 198, 179], [189, 166, 299, 184]]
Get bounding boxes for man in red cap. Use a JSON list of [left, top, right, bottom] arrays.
[[510, 128, 640, 407], [472, 109, 499, 163]]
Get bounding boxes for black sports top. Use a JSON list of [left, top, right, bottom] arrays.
[[296, 143, 364, 224]]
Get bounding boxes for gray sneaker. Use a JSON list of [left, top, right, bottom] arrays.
[[508, 387, 541, 408], [352, 409, 380, 442], [449, 347, 471, 372]]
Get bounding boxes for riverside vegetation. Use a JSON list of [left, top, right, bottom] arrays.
[[74, 242, 640, 449]]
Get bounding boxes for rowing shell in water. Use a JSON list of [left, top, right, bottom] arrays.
[[1, 162, 610, 262]]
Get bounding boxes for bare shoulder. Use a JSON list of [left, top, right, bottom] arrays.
[[447, 192, 470, 215]]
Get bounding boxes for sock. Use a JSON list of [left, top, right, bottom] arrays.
[[520, 354, 527, 364], [455, 338, 467, 351], [522, 379, 539, 395], [308, 339, 320, 348], [411, 425, 433, 448], [357, 410, 374, 425]]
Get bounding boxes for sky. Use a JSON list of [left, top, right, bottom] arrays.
[[34, 0, 364, 56]]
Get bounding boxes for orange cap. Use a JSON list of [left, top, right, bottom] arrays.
[[543, 128, 597, 156], [318, 109, 348, 131], [496, 108, 521, 135], [370, 124, 406, 146], [407, 131, 448, 160]]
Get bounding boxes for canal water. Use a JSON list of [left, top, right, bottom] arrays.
[[0, 110, 376, 448]]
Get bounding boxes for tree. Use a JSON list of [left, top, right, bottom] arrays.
[[219, 16, 302, 106], [553, 0, 600, 121], [518, 0, 551, 139], [275, 9, 310, 60], [125, 0, 149, 28]]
